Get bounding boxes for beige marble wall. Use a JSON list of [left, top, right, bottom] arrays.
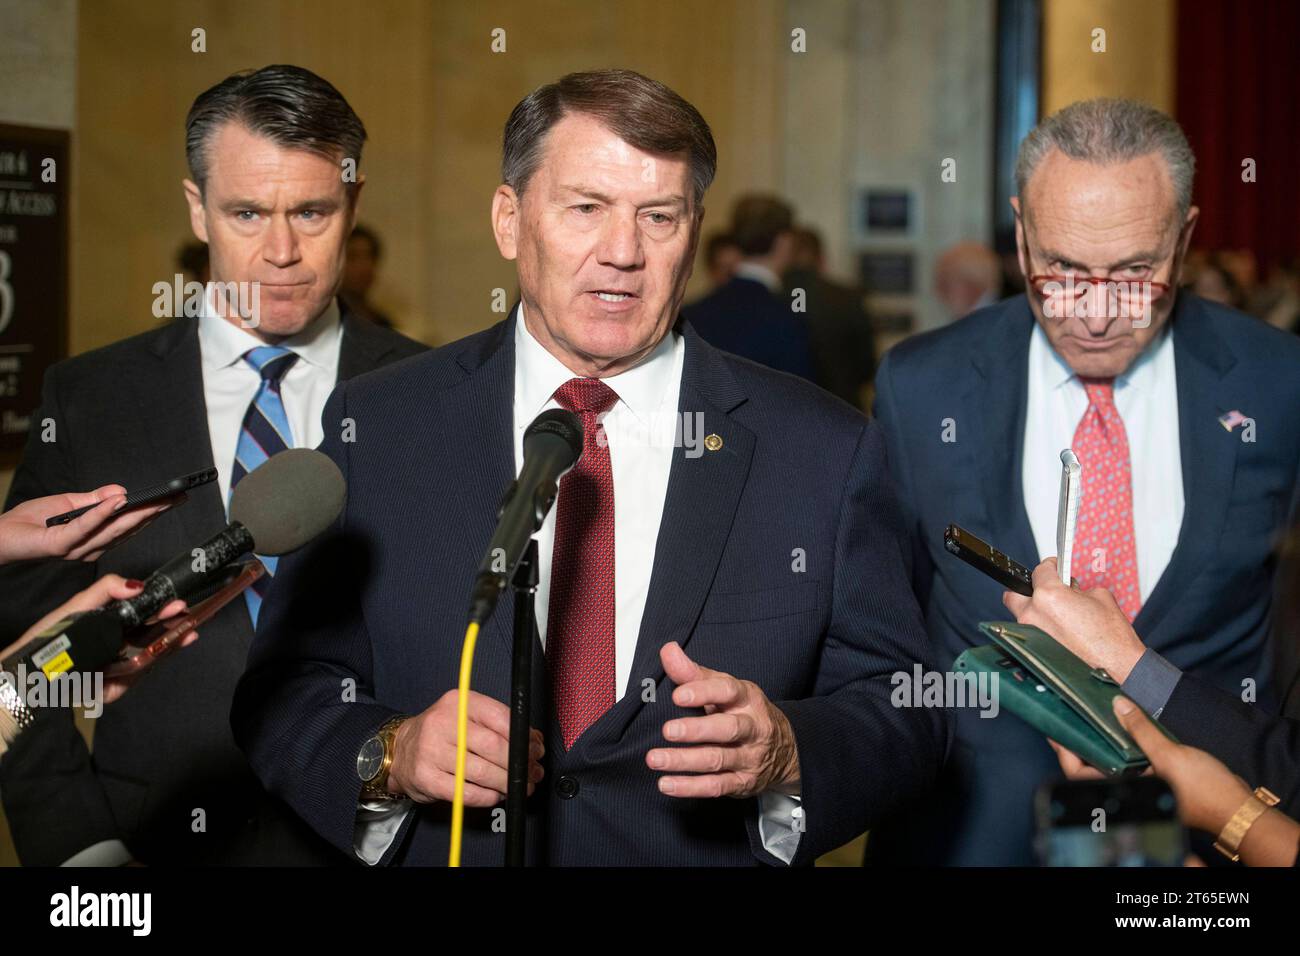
[[820, 0, 997, 333], [71, 0, 793, 355]]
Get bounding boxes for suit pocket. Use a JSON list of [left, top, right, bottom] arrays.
[[699, 579, 822, 624]]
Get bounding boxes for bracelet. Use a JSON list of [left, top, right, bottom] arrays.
[[0, 678, 34, 738], [1214, 786, 1280, 862]]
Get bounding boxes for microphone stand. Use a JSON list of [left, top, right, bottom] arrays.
[[505, 538, 538, 866]]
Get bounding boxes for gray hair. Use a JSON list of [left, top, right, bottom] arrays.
[[1015, 98, 1195, 223]]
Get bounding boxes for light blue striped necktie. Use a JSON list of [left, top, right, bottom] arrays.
[[230, 345, 298, 626]]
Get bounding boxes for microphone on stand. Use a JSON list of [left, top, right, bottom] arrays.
[[468, 409, 583, 626]]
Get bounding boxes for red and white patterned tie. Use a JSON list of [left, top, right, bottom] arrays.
[[1070, 378, 1142, 621], [547, 377, 619, 750]]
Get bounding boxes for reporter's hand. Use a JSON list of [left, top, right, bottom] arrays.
[[1002, 557, 1146, 683], [4, 574, 192, 706], [0, 487, 183, 564], [386, 690, 544, 806], [1047, 738, 1110, 781], [1109, 695, 1253, 835]]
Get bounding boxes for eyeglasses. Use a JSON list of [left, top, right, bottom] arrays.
[[1016, 218, 1185, 324], [1025, 273, 1172, 322]]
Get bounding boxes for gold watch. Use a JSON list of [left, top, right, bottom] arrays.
[[357, 715, 408, 801], [1214, 786, 1280, 861]]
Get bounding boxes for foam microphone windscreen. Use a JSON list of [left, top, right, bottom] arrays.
[[229, 448, 346, 556]]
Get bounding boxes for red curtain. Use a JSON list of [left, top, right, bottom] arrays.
[[1176, 0, 1300, 273]]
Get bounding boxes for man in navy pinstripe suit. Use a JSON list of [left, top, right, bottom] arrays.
[[233, 69, 948, 865]]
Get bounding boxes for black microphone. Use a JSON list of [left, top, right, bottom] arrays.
[[2, 448, 346, 679], [469, 409, 583, 625]]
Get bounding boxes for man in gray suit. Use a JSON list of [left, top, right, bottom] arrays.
[[0, 65, 426, 865]]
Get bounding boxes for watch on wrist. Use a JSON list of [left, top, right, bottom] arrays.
[[1213, 786, 1280, 862], [357, 715, 408, 801], [0, 678, 33, 737]]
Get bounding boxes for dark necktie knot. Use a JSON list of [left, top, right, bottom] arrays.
[[244, 346, 298, 384], [554, 377, 619, 416]]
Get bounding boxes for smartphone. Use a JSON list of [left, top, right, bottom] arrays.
[[45, 466, 217, 527], [105, 559, 264, 676], [1035, 776, 1187, 867], [1056, 449, 1081, 585], [944, 524, 1034, 595]]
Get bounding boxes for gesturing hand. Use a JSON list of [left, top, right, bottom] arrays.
[[646, 642, 800, 799]]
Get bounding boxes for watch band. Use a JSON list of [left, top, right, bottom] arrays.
[[1214, 786, 1280, 861], [360, 714, 409, 801], [0, 678, 33, 738]]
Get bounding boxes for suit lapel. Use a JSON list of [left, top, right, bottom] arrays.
[[968, 300, 1038, 565], [576, 324, 754, 750], [447, 313, 523, 655], [337, 299, 398, 382], [1133, 295, 1239, 640], [139, 318, 229, 551]]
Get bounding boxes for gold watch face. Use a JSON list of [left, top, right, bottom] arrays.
[[357, 735, 386, 782]]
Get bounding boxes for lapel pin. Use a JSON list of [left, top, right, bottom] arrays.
[[704, 434, 723, 452], [1219, 410, 1248, 432]]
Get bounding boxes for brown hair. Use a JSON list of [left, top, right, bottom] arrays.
[[502, 69, 717, 209], [729, 194, 795, 256]]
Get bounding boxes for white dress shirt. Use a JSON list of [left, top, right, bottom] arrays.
[[198, 290, 343, 512], [355, 307, 803, 865], [1021, 321, 1184, 603]]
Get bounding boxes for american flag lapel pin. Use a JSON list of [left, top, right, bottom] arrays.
[[1219, 410, 1248, 432]]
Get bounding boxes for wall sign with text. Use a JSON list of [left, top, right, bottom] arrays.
[[0, 124, 69, 463]]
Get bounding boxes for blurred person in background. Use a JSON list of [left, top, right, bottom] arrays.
[[783, 225, 875, 409], [682, 193, 814, 380], [1253, 258, 1300, 334], [702, 230, 741, 289], [177, 240, 210, 286], [340, 223, 394, 328], [934, 240, 1002, 321], [1188, 251, 1246, 309]]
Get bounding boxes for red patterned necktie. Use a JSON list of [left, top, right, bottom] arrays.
[[1070, 378, 1142, 621], [547, 377, 620, 750]]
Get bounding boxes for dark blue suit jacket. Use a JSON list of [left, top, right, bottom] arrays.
[[869, 293, 1300, 865], [232, 310, 949, 866], [681, 275, 816, 381]]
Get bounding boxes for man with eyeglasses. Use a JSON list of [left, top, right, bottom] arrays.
[[867, 98, 1300, 865]]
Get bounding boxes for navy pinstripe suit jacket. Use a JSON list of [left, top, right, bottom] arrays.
[[232, 309, 949, 865]]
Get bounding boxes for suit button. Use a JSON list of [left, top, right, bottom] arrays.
[[556, 775, 579, 798]]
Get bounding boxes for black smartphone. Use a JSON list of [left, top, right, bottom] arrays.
[[943, 523, 1034, 595], [1035, 776, 1187, 867], [45, 466, 218, 527]]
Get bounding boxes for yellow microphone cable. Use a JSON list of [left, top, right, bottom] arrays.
[[448, 618, 481, 867]]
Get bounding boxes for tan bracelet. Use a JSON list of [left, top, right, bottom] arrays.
[[1214, 786, 1280, 862]]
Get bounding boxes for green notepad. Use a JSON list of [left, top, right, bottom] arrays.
[[953, 622, 1176, 777]]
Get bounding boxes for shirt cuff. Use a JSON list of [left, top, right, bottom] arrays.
[[61, 839, 133, 867], [1120, 648, 1183, 718], [756, 790, 803, 865], [354, 798, 414, 865]]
